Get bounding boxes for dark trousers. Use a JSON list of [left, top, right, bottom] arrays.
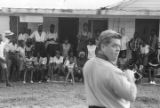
[[7, 53, 20, 81], [34, 42, 45, 57], [148, 67, 156, 82]]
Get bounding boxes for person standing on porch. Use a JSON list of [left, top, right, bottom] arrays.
[[149, 29, 158, 56], [83, 30, 137, 108], [45, 24, 59, 64], [119, 28, 129, 58], [18, 29, 29, 47], [77, 23, 92, 54], [30, 24, 47, 57]]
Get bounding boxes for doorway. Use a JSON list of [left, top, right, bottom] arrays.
[[135, 19, 159, 44], [58, 18, 79, 55]]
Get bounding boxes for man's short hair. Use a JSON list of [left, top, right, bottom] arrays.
[[97, 29, 122, 48]]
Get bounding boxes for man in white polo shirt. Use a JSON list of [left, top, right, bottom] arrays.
[[83, 30, 137, 108]]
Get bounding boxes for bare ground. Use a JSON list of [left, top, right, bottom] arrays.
[[0, 79, 159, 108]]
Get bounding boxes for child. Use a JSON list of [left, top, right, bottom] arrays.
[[52, 50, 64, 80], [33, 56, 41, 82], [76, 51, 87, 82], [39, 56, 47, 83], [86, 39, 96, 60], [64, 57, 76, 84], [25, 38, 33, 58], [118, 52, 128, 70], [23, 52, 34, 84]]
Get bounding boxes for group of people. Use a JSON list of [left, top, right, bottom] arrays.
[[0, 21, 158, 107], [0, 22, 99, 86], [117, 28, 159, 84]]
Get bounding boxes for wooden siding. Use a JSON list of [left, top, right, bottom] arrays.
[[108, 18, 135, 40]]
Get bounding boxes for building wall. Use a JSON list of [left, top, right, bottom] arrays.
[[0, 16, 9, 34], [108, 18, 135, 40], [43, 17, 58, 33], [79, 18, 108, 37], [27, 23, 40, 33], [159, 20, 160, 42]]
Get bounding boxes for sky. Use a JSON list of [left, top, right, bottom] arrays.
[[0, 0, 127, 9]]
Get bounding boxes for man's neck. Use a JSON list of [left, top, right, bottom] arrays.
[[96, 52, 117, 66]]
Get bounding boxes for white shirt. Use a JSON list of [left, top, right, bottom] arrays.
[[49, 57, 54, 64], [83, 57, 137, 108], [5, 42, 18, 52], [140, 45, 150, 54], [53, 56, 63, 64], [40, 57, 47, 65], [0, 41, 6, 59], [30, 31, 46, 42], [64, 60, 75, 71], [18, 33, 28, 41], [87, 45, 96, 59], [17, 46, 25, 58], [121, 36, 129, 50], [47, 32, 58, 41]]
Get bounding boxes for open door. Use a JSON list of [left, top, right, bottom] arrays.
[[135, 19, 159, 44], [58, 18, 79, 55]]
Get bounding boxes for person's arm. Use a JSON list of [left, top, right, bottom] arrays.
[[30, 31, 35, 39], [111, 70, 137, 102]]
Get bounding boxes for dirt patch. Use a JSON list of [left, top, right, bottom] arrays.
[[136, 96, 159, 104]]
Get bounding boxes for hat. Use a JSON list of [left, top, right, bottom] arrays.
[[4, 30, 14, 37]]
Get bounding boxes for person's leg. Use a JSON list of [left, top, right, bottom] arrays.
[[7, 57, 12, 81], [148, 68, 152, 83], [152, 69, 156, 83], [1, 63, 11, 86], [65, 70, 70, 84], [47, 64, 51, 81], [23, 69, 27, 84], [50, 64, 54, 80], [70, 70, 75, 84], [30, 69, 34, 83]]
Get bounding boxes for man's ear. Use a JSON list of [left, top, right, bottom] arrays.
[[101, 44, 105, 52]]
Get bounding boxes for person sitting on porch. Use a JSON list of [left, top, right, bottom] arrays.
[[45, 24, 59, 64], [61, 39, 72, 59], [23, 51, 34, 84], [64, 56, 77, 84], [52, 50, 64, 80], [147, 53, 159, 84], [30, 24, 46, 58]]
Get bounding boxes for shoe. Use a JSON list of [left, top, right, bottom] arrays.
[[23, 81, 26, 84], [38, 81, 42, 83], [47, 79, 50, 82], [30, 81, 34, 83], [150, 81, 153, 84], [152, 81, 156, 85], [6, 83, 12, 87]]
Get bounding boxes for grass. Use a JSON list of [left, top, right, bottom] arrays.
[[0, 79, 159, 108]]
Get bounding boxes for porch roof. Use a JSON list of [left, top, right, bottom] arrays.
[[100, 0, 160, 17]]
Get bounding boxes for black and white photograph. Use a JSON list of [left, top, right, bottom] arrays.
[[0, 0, 160, 108]]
